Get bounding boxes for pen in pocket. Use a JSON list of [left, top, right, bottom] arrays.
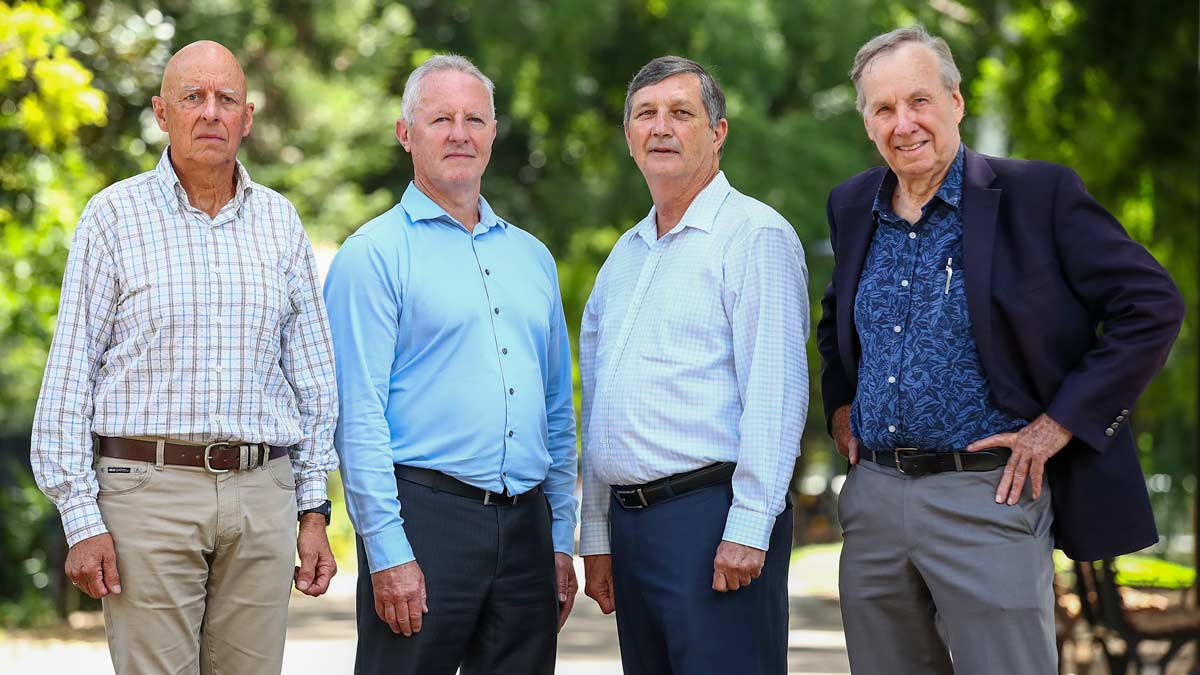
[[944, 257, 953, 295]]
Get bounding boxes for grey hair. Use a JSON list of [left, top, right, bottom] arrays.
[[624, 55, 726, 130], [850, 25, 962, 114], [401, 54, 496, 124]]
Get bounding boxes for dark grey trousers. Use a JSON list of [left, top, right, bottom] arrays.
[[838, 459, 1058, 675], [354, 475, 558, 675]]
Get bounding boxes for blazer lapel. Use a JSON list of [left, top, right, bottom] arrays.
[[835, 194, 878, 383], [962, 149, 1001, 376]]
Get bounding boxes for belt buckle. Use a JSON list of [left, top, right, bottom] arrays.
[[893, 447, 919, 475], [204, 442, 231, 474], [614, 488, 648, 509], [483, 491, 493, 506]]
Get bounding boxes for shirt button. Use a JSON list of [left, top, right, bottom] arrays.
[[893, 325, 902, 333], [484, 268, 491, 275], [509, 388, 515, 395], [887, 376, 896, 384], [501, 347, 508, 355], [900, 280, 909, 287], [888, 425, 897, 433], [908, 232, 917, 239], [508, 430, 514, 437], [215, 366, 223, 374], [494, 307, 500, 315]]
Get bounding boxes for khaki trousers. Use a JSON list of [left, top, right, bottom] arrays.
[[837, 459, 1058, 675], [96, 452, 297, 675]]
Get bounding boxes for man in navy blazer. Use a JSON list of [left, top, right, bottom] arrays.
[[818, 26, 1184, 674]]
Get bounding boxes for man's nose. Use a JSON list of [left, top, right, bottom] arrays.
[[651, 111, 672, 136], [201, 94, 218, 120], [895, 106, 918, 134], [449, 116, 469, 141]]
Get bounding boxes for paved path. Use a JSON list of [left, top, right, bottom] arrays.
[[1, 557, 850, 674]]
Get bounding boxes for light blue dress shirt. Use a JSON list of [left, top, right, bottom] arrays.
[[579, 172, 809, 555], [324, 183, 577, 573]]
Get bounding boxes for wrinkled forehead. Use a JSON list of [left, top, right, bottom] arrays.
[[161, 46, 247, 97], [631, 73, 703, 109]]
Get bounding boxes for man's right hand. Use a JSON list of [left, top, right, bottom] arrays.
[[372, 560, 428, 636], [832, 404, 860, 465], [66, 532, 121, 599], [583, 554, 615, 614]]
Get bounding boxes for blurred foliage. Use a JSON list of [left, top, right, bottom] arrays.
[[0, 0, 1195, 624]]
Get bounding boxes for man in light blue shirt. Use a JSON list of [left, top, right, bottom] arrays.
[[580, 56, 809, 674], [323, 54, 577, 675]]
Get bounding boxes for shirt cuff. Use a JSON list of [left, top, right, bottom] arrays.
[[295, 473, 329, 511], [552, 516, 576, 556], [721, 504, 776, 551], [578, 518, 611, 556], [59, 496, 108, 548], [363, 523, 416, 573]]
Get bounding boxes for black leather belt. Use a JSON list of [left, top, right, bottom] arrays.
[[394, 465, 539, 506], [862, 447, 1012, 476], [611, 462, 736, 510]]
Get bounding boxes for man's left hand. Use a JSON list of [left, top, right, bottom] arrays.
[[712, 540, 765, 592], [554, 552, 578, 631], [968, 413, 1072, 506], [295, 513, 337, 596]]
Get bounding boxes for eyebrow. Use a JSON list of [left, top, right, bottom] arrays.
[[179, 85, 241, 97]]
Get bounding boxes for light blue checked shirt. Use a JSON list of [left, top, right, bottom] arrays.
[[323, 183, 577, 573], [579, 172, 809, 555], [32, 148, 339, 547]]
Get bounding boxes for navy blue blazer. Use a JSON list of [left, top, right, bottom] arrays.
[[818, 148, 1185, 561]]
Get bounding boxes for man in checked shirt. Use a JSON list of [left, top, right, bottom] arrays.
[[580, 56, 809, 674], [31, 41, 339, 674]]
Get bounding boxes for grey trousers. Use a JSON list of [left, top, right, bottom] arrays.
[[837, 458, 1057, 675]]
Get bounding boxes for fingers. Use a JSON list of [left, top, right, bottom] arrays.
[[407, 596, 424, 635], [305, 557, 335, 597], [395, 600, 414, 636], [848, 436, 860, 465], [968, 433, 1008, 453], [100, 551, 122, 595], [294, 550, 316, 593], [712, 570, 729, 592], [1030, 460, 1045, 500], [557, 591, 576, 631], [376, 596, 402, 635]]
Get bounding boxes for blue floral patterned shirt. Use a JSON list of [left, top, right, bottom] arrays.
[[851, 147, 1026, 452]]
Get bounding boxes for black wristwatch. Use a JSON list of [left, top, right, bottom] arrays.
[[298, 500, 332, 526]]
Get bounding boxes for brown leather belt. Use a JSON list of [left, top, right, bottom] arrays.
[[97, 436, 289, 473]]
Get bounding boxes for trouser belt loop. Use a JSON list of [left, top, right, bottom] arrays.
[[953, 453, 963, 472], [154, 440, 165, 470]]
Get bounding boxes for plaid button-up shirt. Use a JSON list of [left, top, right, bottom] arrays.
[[32, 149, 339, 547]]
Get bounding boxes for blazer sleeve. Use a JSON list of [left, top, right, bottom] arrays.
[[1043, 166, 1185, 452], [817, 191, 855, 436]]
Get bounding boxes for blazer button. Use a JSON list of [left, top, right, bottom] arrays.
[[1105, 428, 1115, 437], [1121, 409, 1130, 415], [1116, 415, 1125, 422]]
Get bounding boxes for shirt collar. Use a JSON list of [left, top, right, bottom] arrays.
[[400, 182, 507, 233], [872, 144, 965, 224], [633, 171, 731, 245], [154, 146, 255, 215]]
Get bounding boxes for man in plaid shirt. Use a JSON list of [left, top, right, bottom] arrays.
[[31, 40, 339, 674]]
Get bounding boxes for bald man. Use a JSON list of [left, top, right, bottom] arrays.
[[31, 40, 339, 674]]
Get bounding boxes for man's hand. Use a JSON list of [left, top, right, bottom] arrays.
[[712, 540, 766, 592], [968, 413, 1073, 505], [554, 552, 578, 631], [372, 560, 428, 636], [66, 532, 121, 599], [294, 514, 337, 597], [583, 554, 615, 614], [832, 404, 860, 465]]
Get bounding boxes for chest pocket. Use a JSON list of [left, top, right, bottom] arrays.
[[938, 260, 973, 337]]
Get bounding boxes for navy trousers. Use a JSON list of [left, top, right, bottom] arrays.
[[609, 481, 792, 675], [354, 475, 558, 675]]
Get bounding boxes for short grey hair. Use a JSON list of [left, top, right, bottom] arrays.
[[624, 56, 726, 130], [401, 54, 495, 124], [850, 25, 962, 114]]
